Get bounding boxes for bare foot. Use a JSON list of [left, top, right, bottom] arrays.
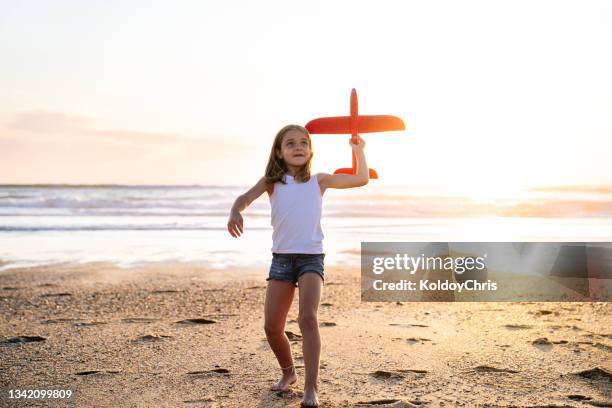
[[270, 365, 297, 392], [301, 384, 319, 407]]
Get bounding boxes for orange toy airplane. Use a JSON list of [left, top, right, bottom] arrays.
[[305, 88, 405, 179]]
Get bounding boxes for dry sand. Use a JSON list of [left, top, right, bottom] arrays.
[[0, 263, 610, 407]]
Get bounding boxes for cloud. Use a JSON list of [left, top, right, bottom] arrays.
[[2, 110, 248, 157], [8, 111, 95, 135], [0, 110, 255, 184]]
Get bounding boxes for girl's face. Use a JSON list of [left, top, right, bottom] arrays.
[[277, 129, 312, 168]]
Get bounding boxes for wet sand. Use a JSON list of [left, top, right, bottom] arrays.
[[0, 263, 610, 407]]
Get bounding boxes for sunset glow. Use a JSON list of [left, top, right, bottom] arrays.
[[1, 1, 611, 191]]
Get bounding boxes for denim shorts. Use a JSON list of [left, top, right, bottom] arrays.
[[266, 253, 325, 287]]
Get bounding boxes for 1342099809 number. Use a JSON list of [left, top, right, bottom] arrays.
[[3, 388, 74, 400]]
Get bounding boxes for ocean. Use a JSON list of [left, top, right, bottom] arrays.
[[1, 185, 611, 271]]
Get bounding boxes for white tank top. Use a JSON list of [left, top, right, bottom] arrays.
[[269, 173, 324, 254]]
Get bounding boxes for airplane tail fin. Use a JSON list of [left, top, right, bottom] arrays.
[[334, 167, 379, 179]]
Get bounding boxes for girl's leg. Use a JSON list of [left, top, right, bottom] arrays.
[[297, 272, 323, 407], [264, 279, 297, 391]]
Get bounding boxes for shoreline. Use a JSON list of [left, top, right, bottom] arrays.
[[0, 263, 610, 407]]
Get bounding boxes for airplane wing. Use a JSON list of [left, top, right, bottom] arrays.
[[305, 115, 405, 134]]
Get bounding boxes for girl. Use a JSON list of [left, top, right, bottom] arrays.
[[227, 124, 369, 407]]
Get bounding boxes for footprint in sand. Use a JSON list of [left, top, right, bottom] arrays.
[[40, 292, 72, 297], [0, 336, 46, 346], [397, 369, 428, 375], [272, 388, 302, 399], [187, 368, 230, 377], [531, 310, 556, 316], [532, 336, 569, 346], [150, 289, 183, 294], [567, 396, 612, 407], [132, 334, 173, 344], [567, 394, 592, 401], [74, 321, 108, 327], [591, 342, 612, 352], [549, 324, 582, 331], [355, 398, 423, 407], [370, 370, 405, 380], [571, 367, 612, 381], [285, 331, 302, 341], [41, 318, 108, 327], [406, 337, 432, 344], [504, 324, 533, 330], [531, 337, 554, 351], [583, 332, 612, 340], [183, 396, 217, 404], [586, 400, 612, 406], [176, 318, 217, 325], [41, 318, 80, 324], [473, 365, 519, 374], [75, 370, 120, 376], [122, 317, 159, 324]]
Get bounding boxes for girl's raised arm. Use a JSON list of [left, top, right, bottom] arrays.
[[319, 135, 370, 191], [227, 177, 268, 238]]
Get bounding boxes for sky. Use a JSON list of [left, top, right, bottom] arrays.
[[1, 0, 611, 193]]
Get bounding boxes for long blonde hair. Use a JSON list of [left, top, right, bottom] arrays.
[[264, 124, 313, 187]]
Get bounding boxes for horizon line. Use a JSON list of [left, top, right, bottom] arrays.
[[1, 183, 611, 193]]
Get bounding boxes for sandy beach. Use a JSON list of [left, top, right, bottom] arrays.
[[0, 263, 610, 407]]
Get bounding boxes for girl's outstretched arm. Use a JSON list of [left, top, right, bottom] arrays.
[[318, 135, 369, 190], [227, 177, 268, 238]]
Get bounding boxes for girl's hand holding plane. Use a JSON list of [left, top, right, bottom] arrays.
[[349, 135, 366, 150]]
